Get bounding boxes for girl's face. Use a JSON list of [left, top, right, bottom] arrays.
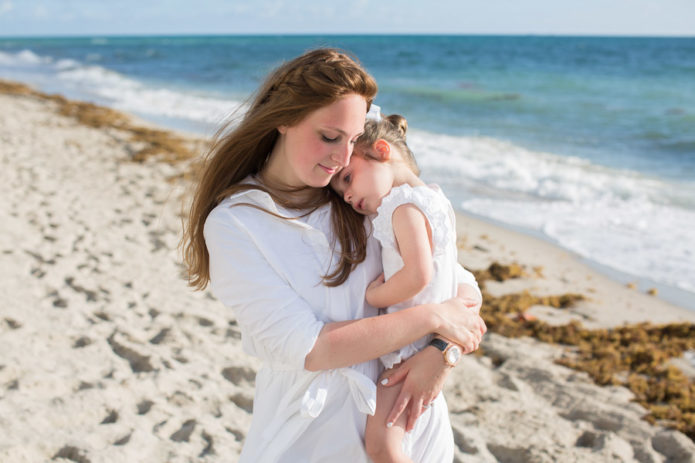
[[331, 142, 394, 215], [272, 93, 367, 188]]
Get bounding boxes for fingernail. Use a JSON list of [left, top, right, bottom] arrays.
[[381, 378, 388, 385], [386, 422, 393, 428]]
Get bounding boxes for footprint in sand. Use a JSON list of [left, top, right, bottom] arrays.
[[107, 331, 154, 373], [52, 445, 90, 463], [170, 419, 196, 442], [100, 409, 118, 425], [136, 399, 153, 415], [221, 366, 256, 387], [4, 318, 22, 330], [229, 392, 254, 413], [200, 431, 215, 457], [113, 432, 131, 446]]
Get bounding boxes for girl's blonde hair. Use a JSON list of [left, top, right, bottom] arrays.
[[182, 48, 378, 290], [357, 114, 420, 175]]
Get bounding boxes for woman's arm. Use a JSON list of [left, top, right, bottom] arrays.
[[206, 213, 325, 368], [304, 296, 479, 371], [365, 204, 433, 308], [206, 209, 482, 372]]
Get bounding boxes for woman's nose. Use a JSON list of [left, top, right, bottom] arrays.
[[333, 142, 352, 167]]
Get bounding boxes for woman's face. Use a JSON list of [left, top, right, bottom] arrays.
[[272, 93, 368, 188]]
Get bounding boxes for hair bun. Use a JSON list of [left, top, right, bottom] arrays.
[[385, 114, 408, 138]]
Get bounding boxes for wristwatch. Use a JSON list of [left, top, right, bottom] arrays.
[[429, 338, 462, 367]]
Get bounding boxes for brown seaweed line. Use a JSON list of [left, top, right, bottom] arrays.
[[474, 263, 695, 442]]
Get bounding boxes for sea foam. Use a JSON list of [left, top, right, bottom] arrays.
[[0, 49, 242, 131], [409, 130, 695, 295]]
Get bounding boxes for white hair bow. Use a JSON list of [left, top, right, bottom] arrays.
[[366, 104, 381, 122]]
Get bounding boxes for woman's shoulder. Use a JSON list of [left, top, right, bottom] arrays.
[[205, 178, 276, 231], [209, 178, 274, 215]]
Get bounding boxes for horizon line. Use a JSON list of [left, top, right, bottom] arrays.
[[1, 32, 694, 40]]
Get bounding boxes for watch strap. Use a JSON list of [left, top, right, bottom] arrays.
[[429, 338, 448, 351]]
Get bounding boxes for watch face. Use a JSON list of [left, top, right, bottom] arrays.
[[446, 346, 462, 365]]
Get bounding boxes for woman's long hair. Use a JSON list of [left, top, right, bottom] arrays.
[[182, 48, 378, 290]]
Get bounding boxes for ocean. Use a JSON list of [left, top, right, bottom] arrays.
[[1, 35, 693, 309]]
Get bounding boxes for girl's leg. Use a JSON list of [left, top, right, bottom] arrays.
[[364, 370, 414, 463]]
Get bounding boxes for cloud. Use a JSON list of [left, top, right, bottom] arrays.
[[33, 4, 49, 19], [0, 0, 13, 15], [261, 0, 285, 18]]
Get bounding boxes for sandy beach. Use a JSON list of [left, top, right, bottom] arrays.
[[1, 82, 694, 462]]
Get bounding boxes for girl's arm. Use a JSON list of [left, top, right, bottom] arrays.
[[365, 203, 433, 308], [458, 280, 482, 314], [310, 208, 487, 372]]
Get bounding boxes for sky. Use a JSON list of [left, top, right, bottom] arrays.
[[0, 0, 694, 37]]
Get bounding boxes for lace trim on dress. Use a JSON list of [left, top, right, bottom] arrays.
[[372, 184, 454, 257]]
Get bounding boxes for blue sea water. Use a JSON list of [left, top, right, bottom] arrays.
[[1, 35, 694, 307]]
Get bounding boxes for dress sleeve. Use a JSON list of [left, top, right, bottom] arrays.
[[204, 211, 325, 370], [373, 184, 453, 254]]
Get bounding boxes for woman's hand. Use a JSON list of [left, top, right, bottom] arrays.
[[379, 347, 451, 432], [433, 297, 486, 353]]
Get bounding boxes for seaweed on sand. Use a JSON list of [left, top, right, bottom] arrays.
[[0, 79, 197, 163], [475, 262, 695, 441]]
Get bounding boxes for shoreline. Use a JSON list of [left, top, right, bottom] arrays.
[[3, 62, 693, 312], [456, 208, 695, 314], [1, 80, 693, 461], [454, 211, 695, 328]]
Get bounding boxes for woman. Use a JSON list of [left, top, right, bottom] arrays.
[[182, 48, 486, 462]]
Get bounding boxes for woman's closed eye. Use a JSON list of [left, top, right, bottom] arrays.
[[322, 134, 339, 143]]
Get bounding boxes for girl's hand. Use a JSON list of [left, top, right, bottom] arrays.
[[434, 297, 486, 353], [365, 273, 385, 307], [379, 347, 450, 432]]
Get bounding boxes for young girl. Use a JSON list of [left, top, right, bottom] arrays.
[[331, 112, 480, 462]]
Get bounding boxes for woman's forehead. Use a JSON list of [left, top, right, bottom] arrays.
[[308, 94, 367, 134]]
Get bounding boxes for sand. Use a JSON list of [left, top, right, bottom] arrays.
[[1, 86, 694, 463]]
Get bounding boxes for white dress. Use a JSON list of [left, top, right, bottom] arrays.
[[371, 183, 462, 461], [203, 178, 479, 462]]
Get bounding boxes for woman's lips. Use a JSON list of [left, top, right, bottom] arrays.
[[319, 164, 336, 174]]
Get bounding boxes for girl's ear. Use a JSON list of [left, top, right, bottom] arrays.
[[277, 125, 288, 135], [374, 139, 391, 161]]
